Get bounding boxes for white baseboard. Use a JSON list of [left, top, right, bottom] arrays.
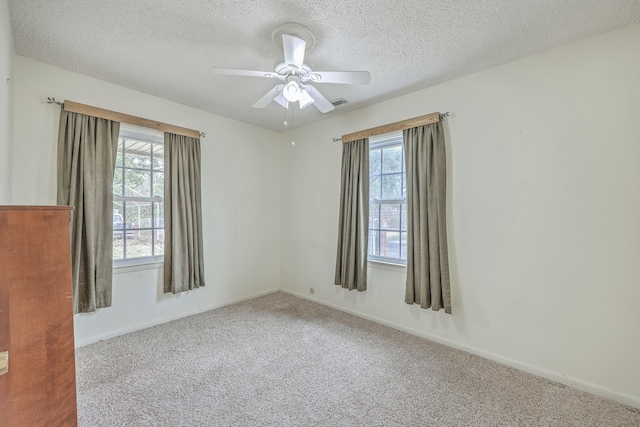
[[279, 288, 640, 410], [74, 288, 280, 348]]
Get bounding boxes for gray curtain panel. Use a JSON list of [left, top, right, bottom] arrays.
[[403, 122, 451, 313], [164, 132, 205, 294], [335, 138, 369, 291], [57, 110, 120, 314]]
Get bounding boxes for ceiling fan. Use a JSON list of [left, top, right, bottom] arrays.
[[212, 25, 371, 114]]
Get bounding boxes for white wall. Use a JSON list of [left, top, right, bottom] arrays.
[[280, 23, 640, 407], [11, 56, 282, 346], [9, 19, 640, 409], [0, 0, 12, 203]]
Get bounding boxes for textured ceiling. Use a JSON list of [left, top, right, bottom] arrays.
[[9, 0, 640, 132]]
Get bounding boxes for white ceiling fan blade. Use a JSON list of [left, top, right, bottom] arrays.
[[304, 85, 334, 113], [252, 85, 283, 108], [311, 71, 371, 85], [213, 68, 276, 78], [282, 34, 306, 70], [274, 91, 289, 109]]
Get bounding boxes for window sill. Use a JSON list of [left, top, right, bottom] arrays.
[[113, 258, 163, 274], [368, 259, 406, 272]]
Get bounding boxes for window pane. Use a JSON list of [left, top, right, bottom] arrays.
[[113, 200, 125, 238], [402, 175, 406, 199], [113, 237, 124, 260], [370, 175, 381, 201], [154, 231, 164, 256], [380, 204, 400, 230], [401, 204, 407, 231], [382, 174, 402, 199], [114, 167, 123, 196], [368, 139, 406, 263], [401, 232, 407, 260], [114, 131, 164, 262], [124, 139, 152, 169], [152, 171, 164, 198], [126, 202, 152, 229], [369, 148, 381, 176], [113, 199, 125, 259], [382, 146, 402, 173], [125, 230, 153, 258], [153, 201, 164, 256], [153, 201, 164, 229], [153, 144, 165, 171], [369, 203, 379, 230], [124, 168, 151, 197], [116, 139, 123, 167], [380, 231, 400, 258], [368, 230, 379, 256]]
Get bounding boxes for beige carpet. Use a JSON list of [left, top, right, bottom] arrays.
[[76, 292, 639, 426]]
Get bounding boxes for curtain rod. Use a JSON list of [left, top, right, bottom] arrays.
[[333, 111, 450, 143], [47, 97, 204, 139]]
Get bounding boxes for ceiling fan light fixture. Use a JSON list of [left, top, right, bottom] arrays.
[[299, 89, 314, 108], [283, 80, 301, 102]]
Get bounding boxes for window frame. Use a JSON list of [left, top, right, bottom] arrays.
[[368, 131, 407, 266], [113, 125, 165, 268]]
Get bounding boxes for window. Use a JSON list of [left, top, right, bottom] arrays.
[[369, 131, 407, 264], [113, 124, 164, 265]]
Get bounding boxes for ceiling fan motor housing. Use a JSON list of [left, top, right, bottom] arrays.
[[271, 23, 317, 52]]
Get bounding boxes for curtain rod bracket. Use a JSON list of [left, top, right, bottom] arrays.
[[47, 97, 63, 106], [439, 112, 451, 120], [332, 137, 342, 142], [199, 132, 206, 138]]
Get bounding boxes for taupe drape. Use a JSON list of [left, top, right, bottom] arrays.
[[57, 110, 120, 313], [403, 122, 451, 313], [335, 138, 369, 291], [164, 133, 205, 294]]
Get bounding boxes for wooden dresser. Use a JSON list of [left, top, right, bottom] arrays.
[[0, 206, 78, 426]]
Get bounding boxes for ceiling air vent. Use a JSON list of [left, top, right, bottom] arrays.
[[330, 98, 348, 107]]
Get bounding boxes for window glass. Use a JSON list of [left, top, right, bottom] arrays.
[[382, 146, 402, 173], [381, 174, 402, 199], [368, 131, 406, 265], [113, 125, 164, 265]]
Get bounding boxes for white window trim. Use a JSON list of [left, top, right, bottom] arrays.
[[114, 257, 163, 273], [368, 258, 407, 271]]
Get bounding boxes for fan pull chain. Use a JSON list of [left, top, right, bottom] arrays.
[[291, 106, 295, 146]]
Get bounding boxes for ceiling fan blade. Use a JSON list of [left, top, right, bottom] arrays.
[[282, 34, 306, 70], [274, 91, 289, 109], [252, 85, 283, 108], [304, 85, 334, 113], [212, 68, 275, 78], [311, 71, 371, 85]]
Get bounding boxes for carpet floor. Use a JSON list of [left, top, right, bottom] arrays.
[[76, 292, 640, 426]]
